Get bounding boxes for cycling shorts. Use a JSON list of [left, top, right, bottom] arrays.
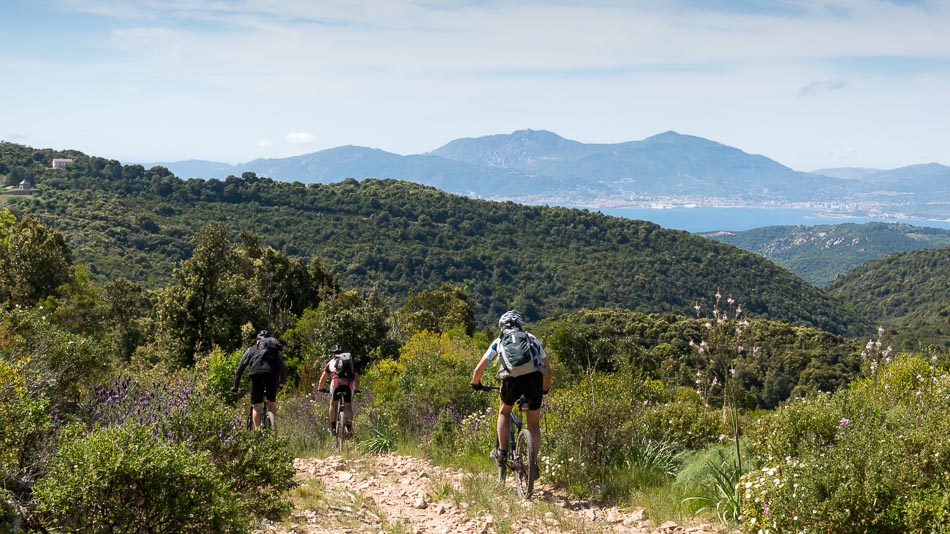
[[330, 384, 353, 404], [249, 373, 279, 404], [500, 372, 543, 410]]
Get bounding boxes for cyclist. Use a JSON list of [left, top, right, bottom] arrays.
[[470, 310, 551, 476], [317, 345, 360, 435], [232, 330, 287, 429]]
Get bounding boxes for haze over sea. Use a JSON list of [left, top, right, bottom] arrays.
[[596, 206, 950, 233]]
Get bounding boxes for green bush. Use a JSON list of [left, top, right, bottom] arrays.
[[637, 387, 722, 450], [195, 346, 245, 399], [81, 371, 297, 521], [363, 330, 489, 439], [162, 395, 297, 520], [33, 423, 246, 533], [740, 353, 950, 533]]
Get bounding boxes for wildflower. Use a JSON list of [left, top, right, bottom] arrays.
[[839, 417, 850, 428]]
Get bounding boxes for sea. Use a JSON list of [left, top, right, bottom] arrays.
[[593, 206, 950, 233]]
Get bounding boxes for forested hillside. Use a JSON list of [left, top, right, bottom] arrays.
[[1, 142, 868, 335], [827, 246, 950, 348], [703, 222, 950, 287], [7, 142, 950, 534]]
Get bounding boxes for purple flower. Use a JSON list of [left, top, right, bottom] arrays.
[[839, 417, 851, 428]]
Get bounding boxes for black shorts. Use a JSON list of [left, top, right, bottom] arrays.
[[330, 385, 353, 404], [500, 372, 543, 410], [249, 373, 279, 404]]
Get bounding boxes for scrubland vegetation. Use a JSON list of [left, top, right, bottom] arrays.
[[4, 144, 950, 533]]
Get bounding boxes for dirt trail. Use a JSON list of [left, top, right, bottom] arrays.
[[257, 454, 734, 534]]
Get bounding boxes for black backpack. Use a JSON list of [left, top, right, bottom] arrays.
[[332, 352, 355, 379], [250, 337, 280, 369], [497, 327, 540, 378]]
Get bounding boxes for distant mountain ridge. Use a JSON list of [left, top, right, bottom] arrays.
[[143, 129, 950, 216]]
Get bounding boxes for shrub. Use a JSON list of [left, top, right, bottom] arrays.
[[195, 346, 245, 399], [0, 306, 111, 410], [33, 423, 245, 533], [637, 387, 722, 450], [740, 353, 950, 533], [363, 330, 490, 440], [82, 371, 297, 520]]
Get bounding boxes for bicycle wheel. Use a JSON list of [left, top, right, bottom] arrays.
[[514, 428, 537, 499], [246, 406, 253, 430], [335, 406, 346, 451]]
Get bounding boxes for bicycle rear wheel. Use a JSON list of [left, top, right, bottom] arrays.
[[335, 405, 346, 451], [514, 429, 537, 499]]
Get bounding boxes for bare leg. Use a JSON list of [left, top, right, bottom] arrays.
[[252, 402, 263, 429], [496, 403, 513, 452], [328, 400, 338, 427], [526, 409, 542, 462]]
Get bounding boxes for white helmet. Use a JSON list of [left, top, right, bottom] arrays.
[[498, 310, 523, 329]]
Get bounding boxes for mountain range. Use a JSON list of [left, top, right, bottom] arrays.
[[145, 130, 950, 217]]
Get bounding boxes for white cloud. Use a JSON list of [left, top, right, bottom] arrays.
[[5, 0, 950, 168], [286, 132, 316, 145], [798, 78, 848, 98]]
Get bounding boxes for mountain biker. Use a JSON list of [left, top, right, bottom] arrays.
[[317, 345, 360, 436], [232, 330, 287, 429], [470, 310, 551, 476]]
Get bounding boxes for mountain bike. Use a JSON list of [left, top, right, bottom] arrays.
[[475, 385, 538, 499], [318, 388, 359, 451], [238, 390, 276, 431]]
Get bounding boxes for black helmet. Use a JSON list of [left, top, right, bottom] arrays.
[[257, 330, 271, 339], [330, 344, 343, 353], [498, 310, 523, 329]]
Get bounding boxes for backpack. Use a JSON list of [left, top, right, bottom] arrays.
[[496, 327, 541, 378], [332, 352, 355, 379], [250, 337, 280, 369]]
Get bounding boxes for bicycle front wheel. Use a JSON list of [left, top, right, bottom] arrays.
[[514, 429, 537, 499]]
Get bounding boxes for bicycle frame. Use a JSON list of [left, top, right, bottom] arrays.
[[242, 393, 276, 431], [478, 385, 537, 499], [319, 387, 358, 450]]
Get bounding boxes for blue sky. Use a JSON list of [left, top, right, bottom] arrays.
[[1, 0, 949, 171]]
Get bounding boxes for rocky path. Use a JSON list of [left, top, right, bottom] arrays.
[[257, 454, 735, 534]]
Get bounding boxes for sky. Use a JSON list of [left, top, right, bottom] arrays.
[[2, 0, 949, 171]]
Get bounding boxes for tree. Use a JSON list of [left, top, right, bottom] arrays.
[[152, 222, 248, 366], [0, 210, 73, 307], [396, 284, 475, 339], [286, 288, 395, 369]]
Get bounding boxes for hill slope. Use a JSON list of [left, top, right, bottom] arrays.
[[1, 143, 868, 335], [703, 222, 950, 287], [827, 247, 950, 347]]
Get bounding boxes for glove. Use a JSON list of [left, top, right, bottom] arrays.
[[231, 386, 239, 394], [470, 382, 481, 391]]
